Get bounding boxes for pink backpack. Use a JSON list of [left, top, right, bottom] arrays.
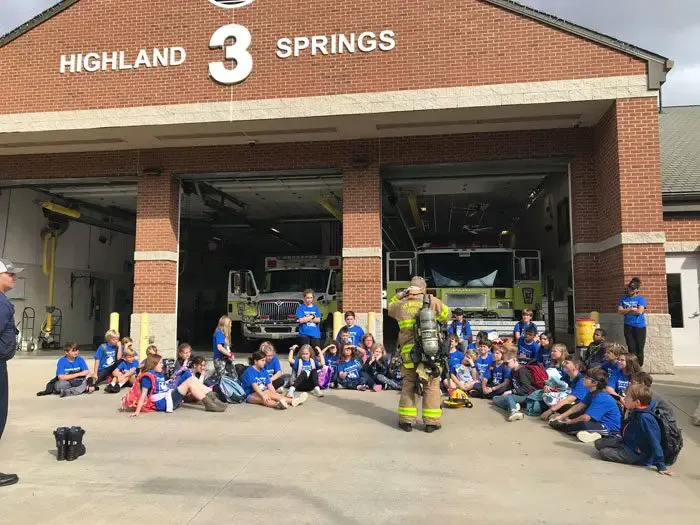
[[317, 366, 333, 389]]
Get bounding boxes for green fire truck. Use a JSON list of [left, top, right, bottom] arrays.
[[385, 246, 543, 335], [228, 255, 341, 342]]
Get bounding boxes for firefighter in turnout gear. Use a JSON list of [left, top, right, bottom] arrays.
[[388, 276, 450, 432]]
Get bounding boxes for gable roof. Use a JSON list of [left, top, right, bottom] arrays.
[[0, 0, 673, 88], [660, 106, 700, 197]]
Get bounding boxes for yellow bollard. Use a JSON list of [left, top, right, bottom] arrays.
[[109, 312, 120, 332], [332, 311, 343, 341], [139, 313, 149, 357], [367, 311, 377, 335]]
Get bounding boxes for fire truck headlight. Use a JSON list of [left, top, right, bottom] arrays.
[[496, 301, 512, 310]]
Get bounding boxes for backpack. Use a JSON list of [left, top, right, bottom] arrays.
[[524, 363, 548, 390], [217, 375, 246, 404], [317, 366, 333, 389], [121, 372, 157, 413], [653, 405, 683, 466]]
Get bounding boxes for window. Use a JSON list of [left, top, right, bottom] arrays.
[[666, 273, 684, 328], [421, 252, 514, 288]]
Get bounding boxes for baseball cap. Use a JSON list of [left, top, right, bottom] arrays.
[[453, 308, 464, 316], [0, 258, 24, 274]]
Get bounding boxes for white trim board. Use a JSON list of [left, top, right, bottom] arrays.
[[573, 232, 666, 255], [0, 75, 654, 134]]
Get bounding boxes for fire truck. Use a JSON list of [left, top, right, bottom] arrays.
[[385, 245, 544, 336], [228, 256, 341, 342]]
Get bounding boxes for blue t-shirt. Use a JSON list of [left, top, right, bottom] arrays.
[[454, 364, 475, 384], [538, 347, 552, 368], [325, 353, 339, 373], [517, 339, 540, 362], [241, 366, 271, 396], [337, 359, 362, 380], [336, 325, 365, 346], [474, 353, 495, 380], [567, 373, 589, 402], [296, 304, 322, 338], [292, 358, 320, 374], [94, 343, 119, 372], [514, 321, 538, 336], [583, 391, 621, 432], [485, 362, 511, 385], [117, 359, 139, 374], [618, 294, 647, 327], [610, 372, 631, 397], [212, 329, 228, 359], [56, 356, 88, 377], [448, 350, 465, 373], [140, 371, 170, 411], [449, 320, 472, 340], [264, 356, 282, 379]]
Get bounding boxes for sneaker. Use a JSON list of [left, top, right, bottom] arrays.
[[311, 386, 324, 397], [372, 385, 383, 392], [514, 403, 521, 412], [287, 387, 296, 397], [576, 431, 602, 443], [277, 399, 289, 410], [291, 393, 308, 407], [357, 385, 369, 391], [508, 410, 524, 422]]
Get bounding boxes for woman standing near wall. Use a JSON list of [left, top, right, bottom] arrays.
[[617, 278, 647, 367]]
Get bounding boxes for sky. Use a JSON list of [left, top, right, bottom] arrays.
[[0, 0, 697, 106]]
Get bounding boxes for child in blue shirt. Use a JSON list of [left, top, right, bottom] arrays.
[[242, 350, 306, 409], [540, 358, 588, 420], [442, 335, 466, 390], [296, 289, 323, 347], [336, 344, 375, 391], [55, 342, 94, 397], [617, 277, 648, 366], [448, 308, 473, 350], [260, 341, 291, 392], [130, 353, 227, 416], [212, 315, 236, 379], [517, 327, 540, 363], [595, 383, 672, 475], [513, 309, 537, 343], [549, 367, 622, 441], [336, 311, 365, 346], [287, 344, 325, 397], [471, 345, 511, 398], [473, 339, 495, 381], [105, 347, 139, 393], [606, 352, 640, 400], [93, 329, 122, 385], [537, 332, 553, 368]]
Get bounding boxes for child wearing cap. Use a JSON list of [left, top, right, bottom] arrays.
[[448, 308, 472, 351]]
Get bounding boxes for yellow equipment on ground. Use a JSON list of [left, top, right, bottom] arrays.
[[443, 389, 474, 409]]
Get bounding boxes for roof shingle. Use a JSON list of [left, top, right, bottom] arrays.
[[660, 106, 700, 196]]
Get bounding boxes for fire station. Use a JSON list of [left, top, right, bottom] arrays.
[[1, 0, 698, 372]]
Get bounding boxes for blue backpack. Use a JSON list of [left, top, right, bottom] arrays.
[[217, 375, 246, 404]]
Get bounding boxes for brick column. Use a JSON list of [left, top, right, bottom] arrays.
[[573, 97, 671, 372], [129, 170, 180, 358], [342, 150, 383, 340]]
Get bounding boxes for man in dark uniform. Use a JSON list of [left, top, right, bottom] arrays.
[[0, 258, 22, 487]]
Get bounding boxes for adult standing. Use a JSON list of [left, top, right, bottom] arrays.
[[388, 276, 450, 433], [0, 258, 22, 487], [617, 277, 647, 367]]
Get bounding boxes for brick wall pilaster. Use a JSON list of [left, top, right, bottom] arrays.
[[131, 170, 180, 357], [342, 147, 382, 314]]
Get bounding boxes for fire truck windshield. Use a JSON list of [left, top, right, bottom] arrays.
[[266, 269, 329, 293], [420, 252, 513, 288]]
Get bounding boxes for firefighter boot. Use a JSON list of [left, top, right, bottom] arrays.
[[66, 426, 85, 461], [53, 427, 69, 461]]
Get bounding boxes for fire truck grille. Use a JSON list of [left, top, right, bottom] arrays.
[[444, 293, 488, 309], [258, 300, 301, 321]]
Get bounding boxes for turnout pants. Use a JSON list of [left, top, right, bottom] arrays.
[[398, 365, 442, 426]]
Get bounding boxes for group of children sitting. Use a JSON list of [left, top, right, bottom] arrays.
[[445, 316, 678, 476], [41, 309, 680, 475]]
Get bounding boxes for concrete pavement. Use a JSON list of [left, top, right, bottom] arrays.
[[1, 355, 699, 524]]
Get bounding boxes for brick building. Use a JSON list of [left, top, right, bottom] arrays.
[[0, 0, 696, 371]]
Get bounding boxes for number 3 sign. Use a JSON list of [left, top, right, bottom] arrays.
[[209, 24, 253, 85]]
